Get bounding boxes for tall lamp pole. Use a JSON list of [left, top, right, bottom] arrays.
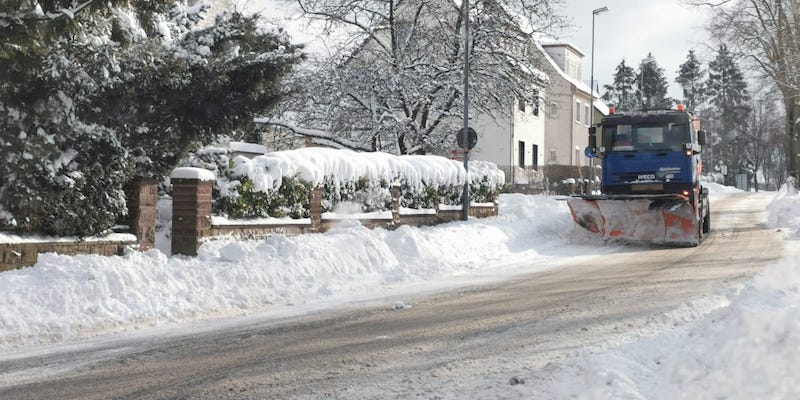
[[589, 6, 608, 194], [461, 0, 470, 221]]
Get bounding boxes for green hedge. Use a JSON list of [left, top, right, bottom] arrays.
[[181, 148, 503, 219]]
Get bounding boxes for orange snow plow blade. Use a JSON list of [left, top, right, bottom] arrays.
[[566, 195, 700, 246]]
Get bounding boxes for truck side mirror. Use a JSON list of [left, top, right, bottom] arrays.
[[698, 130, 708, 146]]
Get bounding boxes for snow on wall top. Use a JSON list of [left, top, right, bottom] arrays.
[[170, 167, 216, 181], [221, 147, 504, 193]]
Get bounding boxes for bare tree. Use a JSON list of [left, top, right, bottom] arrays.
[[696, 0, 800, 182], [264, 0, 565, 154]]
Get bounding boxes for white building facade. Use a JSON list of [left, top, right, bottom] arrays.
[[537, 41, 609, 169], [469, 94, 546, 185]]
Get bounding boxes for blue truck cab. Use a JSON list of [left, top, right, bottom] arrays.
[[568, 106, 712, 245], [592, 108, 707, 197]]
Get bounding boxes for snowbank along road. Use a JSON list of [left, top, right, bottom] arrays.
[[0, 191, 782, 399]]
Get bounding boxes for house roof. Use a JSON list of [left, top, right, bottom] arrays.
[[535, 41, 609, 116], [538, 39, 586, 57]]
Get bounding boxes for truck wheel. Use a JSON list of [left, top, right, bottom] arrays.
[[697, 218, 703, 244], [702, 205, 711, 233]]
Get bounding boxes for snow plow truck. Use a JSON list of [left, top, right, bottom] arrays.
[[567, 105, 710, 246]]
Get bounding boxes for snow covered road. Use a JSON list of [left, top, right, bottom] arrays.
[[0, 190, 785, 399]]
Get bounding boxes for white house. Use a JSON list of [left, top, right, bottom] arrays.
[[468, 93, 546, 185], [536, 40, 609, 169]]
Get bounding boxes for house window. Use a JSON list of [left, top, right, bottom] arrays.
[[549, 149, 557, 164], [576, 101, 581, 122], [585, 104, 590, 125], [532, 144, 539, 170], [518, 141, 526, 166]]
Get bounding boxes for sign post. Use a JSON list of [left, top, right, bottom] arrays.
[[457, 127, 477, 220]]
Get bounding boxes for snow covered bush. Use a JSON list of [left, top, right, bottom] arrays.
[[0, 91, 131, 236], [182, 146, 505, 219], [322, 176, 392, 212], [468, 161, 505, 203], [0, 2, 301, 236], [37, 126, 130, 236], [182, 146, 313, 218]]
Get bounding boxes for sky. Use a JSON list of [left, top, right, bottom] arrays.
[[556, 0, 713, 100]]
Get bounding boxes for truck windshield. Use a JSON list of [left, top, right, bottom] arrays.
[[604, 123, 689, 152]]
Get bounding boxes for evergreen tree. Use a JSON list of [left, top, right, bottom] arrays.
[[675, 49, 705, 111], [636, 53, 672, 110], [602, 59, 637, 112], [704, 44, 752, 184], [0, 2, 302, 236], [706, 45, 751, 138]]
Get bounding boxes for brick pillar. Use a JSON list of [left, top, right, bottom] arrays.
[[171, 169, 214, 256], [390, 183, 400, 224], [309, 187, 323, 232], [125, 177, 157, 250]]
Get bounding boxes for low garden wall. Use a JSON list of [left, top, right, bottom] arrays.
[[172, 175, 498, 256], [0, 149, 505, 269], [0, 239, 136, 272], [0, 179, 157, 271]]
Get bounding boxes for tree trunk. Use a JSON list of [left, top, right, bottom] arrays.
[[784, 97, 800, 182], [398, 132, 407, 155]]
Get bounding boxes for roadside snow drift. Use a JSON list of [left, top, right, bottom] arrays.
[[1, 183, 799, 400], [0, 193, 584, 348]]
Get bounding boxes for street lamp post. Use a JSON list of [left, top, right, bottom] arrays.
[[589, 6, 608, 194]]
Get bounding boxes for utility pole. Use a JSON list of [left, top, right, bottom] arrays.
[[461, 0, 470, 221]]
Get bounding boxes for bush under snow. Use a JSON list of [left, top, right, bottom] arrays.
[[183, 147, 505, 218]]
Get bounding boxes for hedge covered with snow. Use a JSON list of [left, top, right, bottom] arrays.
[[183, 147, 505, 218]]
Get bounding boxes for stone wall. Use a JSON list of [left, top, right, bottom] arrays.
[[171, 172, 500, 256], [0, 240, 133, 272], [0, 179, 156, 271]]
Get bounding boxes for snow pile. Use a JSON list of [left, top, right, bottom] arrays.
[[767, 181, 800, 236], [0, 193, 578, 348], [229, 147, 503, 193], [522, 185, 800, 400], [530, 250, 800, 400], [704, 181, 743, 196]]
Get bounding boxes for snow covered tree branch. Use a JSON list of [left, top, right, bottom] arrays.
[[267, 0, 564, 155], [696, 0, 800, 181]]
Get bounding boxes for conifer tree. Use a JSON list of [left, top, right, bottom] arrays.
[[705, 45, 751, 138], [0, 2, 302, 236], [704, 44, 752, 184], [676, 49, 705, 111], [701, 0, 800, 186], [602, 59, 637, 112], [636, 53, 672, 110]]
